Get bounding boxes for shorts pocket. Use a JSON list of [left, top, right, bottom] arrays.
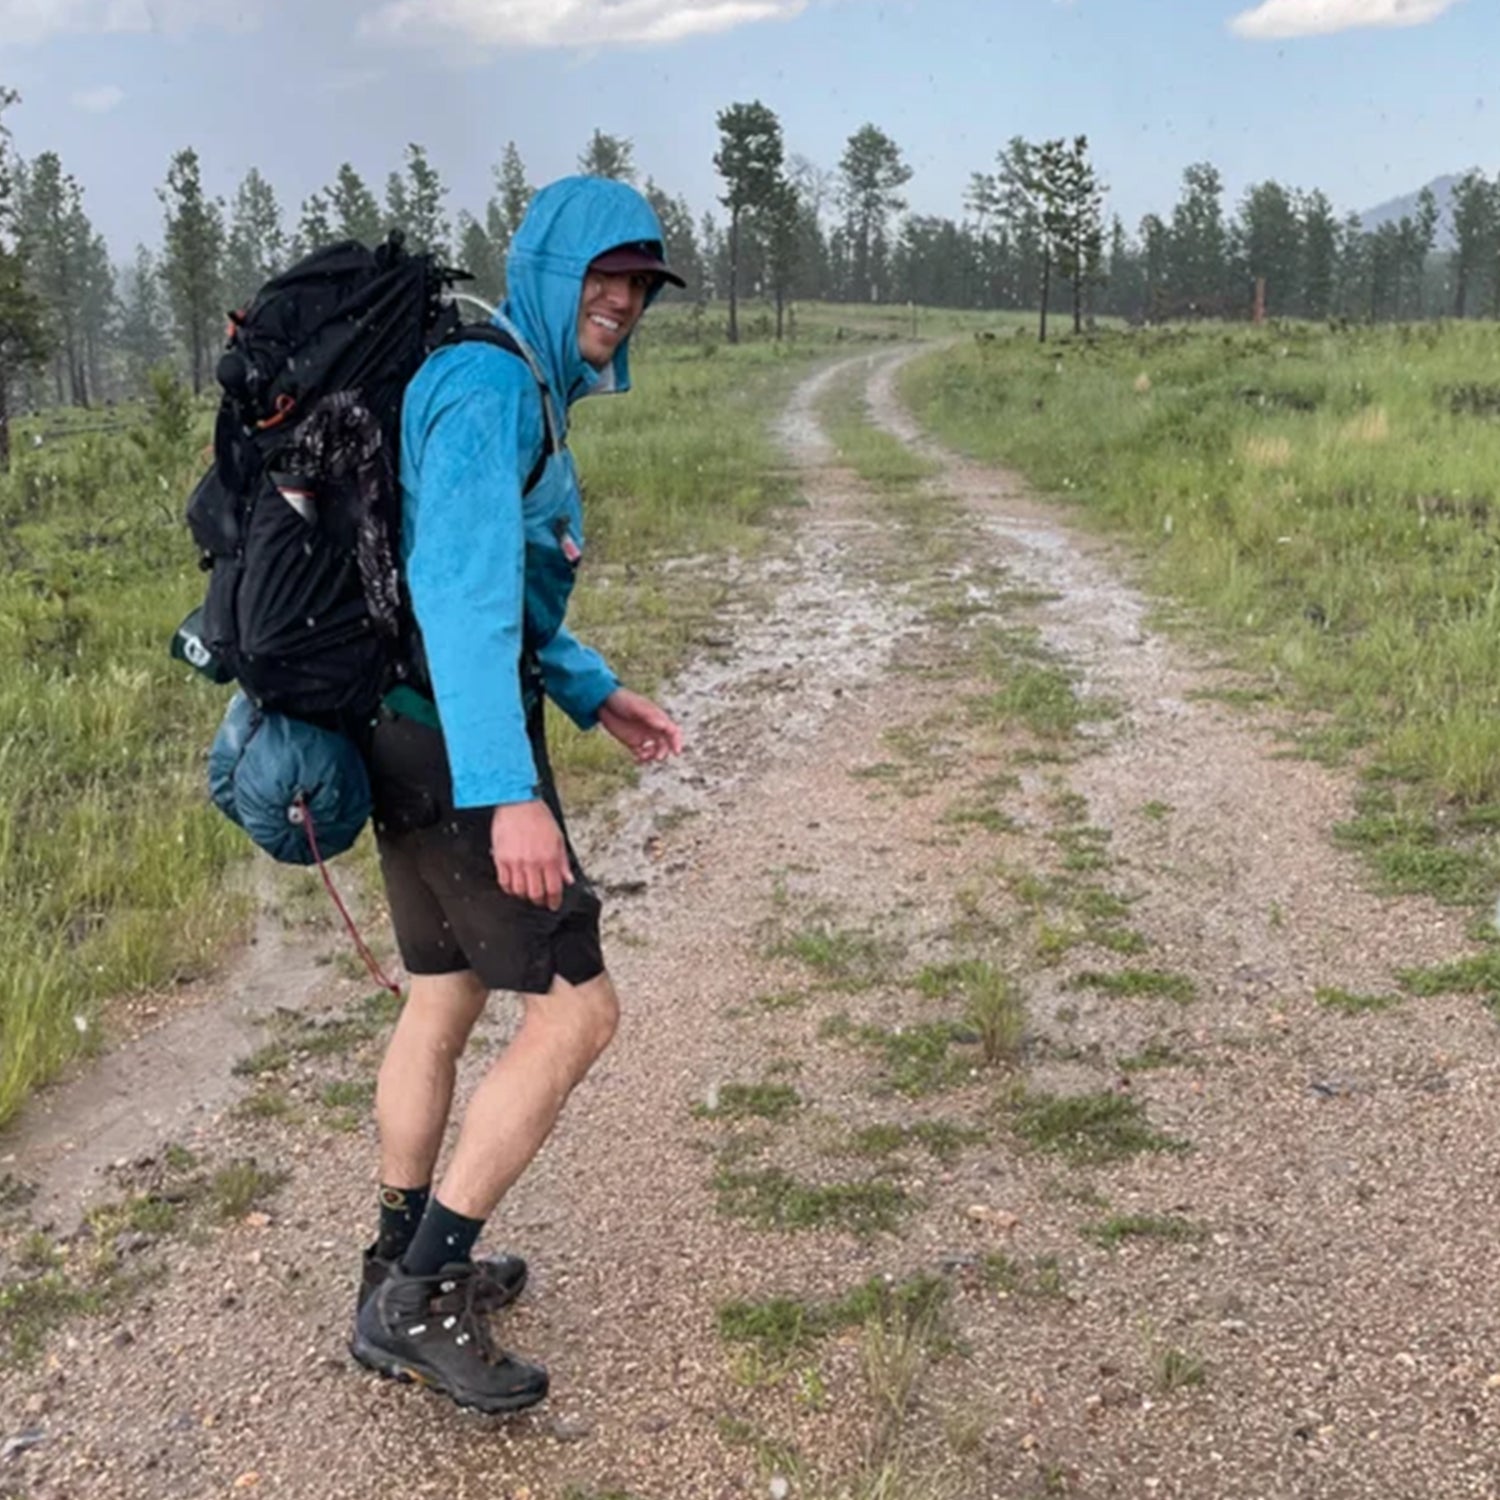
[[367, 715, 448, 836]]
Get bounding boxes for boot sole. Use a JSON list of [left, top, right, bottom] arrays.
[[349, 1333, 549, 1415]]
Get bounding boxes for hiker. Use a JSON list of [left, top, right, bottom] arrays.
[[349, 176, 686, 1413]]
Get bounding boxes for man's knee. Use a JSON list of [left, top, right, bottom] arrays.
[[381, 972, 487, 1066], [525, 972, 618, 1074]]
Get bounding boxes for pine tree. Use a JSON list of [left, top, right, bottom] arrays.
[[643, 179, 701, 300], [223, 167, 286, 309], [491, 142, 533, 250], [75, 217, 115, 404], [456, 210, 501, 303], [1044, 135, 1105, 334], [838, 124, 911, 304], [997, 137, 1054, 337], [577, 129, 635, 182], [403, 144, 450, 259], [1298, 190, 1340, 320], [1168, 162, 1229, 317], [117, 243, 172, 391], [714, 101, 785, 342], [1140, 213, 1168, 321], [328, 163, 383, 245], [158, 147, 225, 394], [15, 152, 94, 404], [295, 191, 334, 258], [0, 87, 49, 465], [1233, 179, 1300, 317]]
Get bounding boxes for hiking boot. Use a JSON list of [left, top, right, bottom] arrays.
[[350, 1261, 549, 1415], [358, 1244, 527, 1314]]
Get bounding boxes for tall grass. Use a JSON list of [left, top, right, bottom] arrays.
[[903, 320, 1500, 900], [0, 327, 846, 1124], [0, 395, 250, 1125]]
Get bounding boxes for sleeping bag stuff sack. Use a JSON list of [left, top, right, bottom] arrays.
[[208, 692, 371, 865]]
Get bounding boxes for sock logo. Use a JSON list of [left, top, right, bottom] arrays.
[[380, 1187, 413, 1212]]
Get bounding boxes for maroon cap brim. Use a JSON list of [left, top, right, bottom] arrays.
[[589, 243, 686, 289]]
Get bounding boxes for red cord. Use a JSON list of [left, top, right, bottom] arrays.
[[295, 796, 402, 997]]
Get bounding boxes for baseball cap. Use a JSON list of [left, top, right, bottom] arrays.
[[588, 240, 686, 288]]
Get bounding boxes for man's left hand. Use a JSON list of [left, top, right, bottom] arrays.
[[598, 688, 684, 764]]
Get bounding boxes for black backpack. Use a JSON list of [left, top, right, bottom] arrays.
[[177, 233, 554, 731]]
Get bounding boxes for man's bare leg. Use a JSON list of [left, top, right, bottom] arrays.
[[437, 970, 619, 1219], [375, 969, 488, 1191]]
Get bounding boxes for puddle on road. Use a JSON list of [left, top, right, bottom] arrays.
[[586, 357, 923, 893]]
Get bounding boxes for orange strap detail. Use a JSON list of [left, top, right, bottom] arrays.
[[256, 394, 297, 431]]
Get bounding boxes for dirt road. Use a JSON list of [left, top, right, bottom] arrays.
[[3, 349, 1499, 1500]]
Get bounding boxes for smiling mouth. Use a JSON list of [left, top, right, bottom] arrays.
[[589, 314, 621, 335]]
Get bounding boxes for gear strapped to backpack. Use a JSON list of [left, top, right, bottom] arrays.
[[175, 232, 558, 864]]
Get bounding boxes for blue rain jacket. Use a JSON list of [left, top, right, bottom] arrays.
[[399, 176, 668, 808]]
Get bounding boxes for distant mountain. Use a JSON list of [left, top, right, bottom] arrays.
[[1357, 174, 1463, 248]]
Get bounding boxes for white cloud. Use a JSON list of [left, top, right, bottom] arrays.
[[1229, 0, 1462, 40], [71, 84, 126, 112], [0, 0, 255, 46], [359, 0, 809, 51]]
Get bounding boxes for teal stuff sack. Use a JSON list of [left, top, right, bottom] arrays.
[[208, 693, 371, 864]]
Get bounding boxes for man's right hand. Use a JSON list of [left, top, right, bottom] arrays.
[[491, 800, 573, 910]]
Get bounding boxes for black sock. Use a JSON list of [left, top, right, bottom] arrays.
[[401, 1197, 485, 1278], [375, 1185, 430, 1262]]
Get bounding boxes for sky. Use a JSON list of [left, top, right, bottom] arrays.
[[0, 0, 1490, 262]]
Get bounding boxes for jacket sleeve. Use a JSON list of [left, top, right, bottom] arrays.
[[403, 356, 544, 809], [538, 627, 618, 728]]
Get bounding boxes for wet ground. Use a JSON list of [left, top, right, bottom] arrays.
[[2, 348, 1497, 1500]]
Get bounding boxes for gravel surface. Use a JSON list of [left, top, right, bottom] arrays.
[[2, 349, 1498, 1500]]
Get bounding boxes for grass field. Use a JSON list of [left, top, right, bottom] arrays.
[[903, 318, 1500, 906], [0, 303, 905, 1126]]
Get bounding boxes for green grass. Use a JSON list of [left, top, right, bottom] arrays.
[[1398, 947, 1500, 1011], [1081, 1212, 1204, 1247], [87, 1192, 181, 1239], [753, 988, 809, 1013], [207, 1160, 286, 1222], [695, 1082, 803, 1122], [818, 374, 938, 492], [981, 1252, 1067, 1299], [0, 331, 832, 1125], [0, 1268, 138, 1366], [965, 631, 1111, 742], [713, 1167, 910, 1235], [829, 1018, 976, 1097], [1009, 1090, 1190, 1165], [902, 322, 1500, 912], [1152, 1342, 1208, 1393], [319, 1078, 376, 1110], [915, 958, 1027, 1065], [1072, 968, 1197, 1004], [1117, 1040, 1185, 1071], [843, 1120, 989, 1164], [717, 1274, 949, 1366], [770, 919, 896, 990], [1314, 986, 1402, 1015]]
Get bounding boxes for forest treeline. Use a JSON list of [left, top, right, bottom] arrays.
[[0, 87, 1481, 456]]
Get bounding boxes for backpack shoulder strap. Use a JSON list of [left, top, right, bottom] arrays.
[[447, 322, 560, 497]]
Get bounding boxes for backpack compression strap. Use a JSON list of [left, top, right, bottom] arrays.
[[448, 323, 560, 497]]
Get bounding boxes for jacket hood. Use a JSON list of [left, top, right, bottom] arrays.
[[499, 176, 668, 417]]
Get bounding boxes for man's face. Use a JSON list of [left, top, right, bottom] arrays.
[[577, 267, 653, 370]]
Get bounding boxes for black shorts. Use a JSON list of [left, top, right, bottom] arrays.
[[367, 701, 605, 995]]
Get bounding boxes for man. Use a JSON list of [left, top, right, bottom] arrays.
[[349, 176, 685, 1414]]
